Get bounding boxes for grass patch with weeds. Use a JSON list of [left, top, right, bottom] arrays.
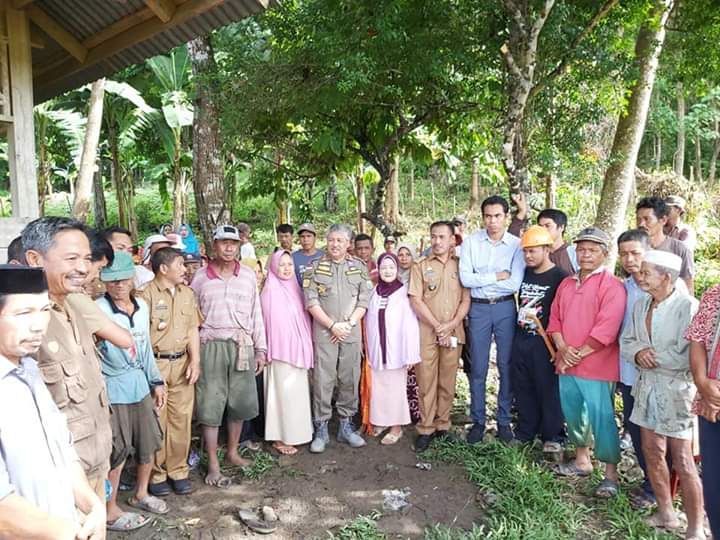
[[198, 446, 277, 481], [322, 510, 386, 540], [423, 440, 677, 540]]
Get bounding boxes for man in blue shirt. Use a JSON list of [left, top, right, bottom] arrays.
[[96, 252, 168, 529], [292, 223, 325, 285], [460, 195, 525, 443]]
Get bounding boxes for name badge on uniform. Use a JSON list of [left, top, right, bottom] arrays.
[[428, 284, 438, 291]]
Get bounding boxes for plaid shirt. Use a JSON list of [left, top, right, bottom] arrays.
[[191, 261, 267, 354]]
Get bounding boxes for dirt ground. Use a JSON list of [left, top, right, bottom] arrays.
[[109, 424, 481, 540]]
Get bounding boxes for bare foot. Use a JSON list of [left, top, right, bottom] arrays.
[[685, 527, 706, 540], [226, 450, 253, 468], [646, 511, 681, 530]]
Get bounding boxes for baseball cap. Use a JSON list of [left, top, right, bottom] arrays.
[[213, 224, 241, 241], [385, 235, 397, 244], [297, 223, 316, 235], [100, 251, 135, 282], [452, 215, 467, 225], [183, 252, 202, 263], [143, 234, 172, 251], [664, 195, 686, 213], [573, 227, 610, 249]]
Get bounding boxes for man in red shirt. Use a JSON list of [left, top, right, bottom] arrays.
[[547, 227, 626, 498]]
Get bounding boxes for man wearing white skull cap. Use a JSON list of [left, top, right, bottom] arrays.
[[620, 250, 704, 537]]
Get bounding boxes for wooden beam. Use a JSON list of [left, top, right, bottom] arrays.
[[11, 0, 35, 8], [6, 7, 38, 219], [35, 0, 223, 85], [144, 0, 177, 23], [82, 7, 157, 49], [25, 4, 87, 62]]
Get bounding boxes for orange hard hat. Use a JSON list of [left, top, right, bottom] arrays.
[[521, 225, 554, 248]]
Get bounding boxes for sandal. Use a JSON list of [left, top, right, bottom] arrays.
[[127, 495, 169, 515], [106, 512, 151, 532], [369, 426, 385, 437], [240, 440, 262, 451], [542, 441, 562, 453], [204, 472, 232, 488], [553, 462, 592, 477], [238, 508, 277, 535], [272, 442, 298, 456], [594, 478, 619, 498], [381, 431, 403, 445]]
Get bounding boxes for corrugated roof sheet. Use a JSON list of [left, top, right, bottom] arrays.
[[32, 0, 272, 102]]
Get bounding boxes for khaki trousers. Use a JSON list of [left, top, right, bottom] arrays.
[[415, 341, 461, 435], [312, 341, 361, 422], [152, 355, 194, 483]]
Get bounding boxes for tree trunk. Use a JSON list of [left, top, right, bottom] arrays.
[[595, 0, 673, 263], [469, 157, 480, 211], [109, 127, 126, 229], [708, 118, 720, 185], [545, 173, 556, 208], [384, 154, 400, 226], [356, 167, 366, 234], [37, 119, 49, 216], [407, 157, 415, 201], [188, 35, 228, 253], [325, 175, 338, 212], [73, 78, 105, 222], [172, 132, 184, 230], [695, 137, 703, 183], [675, 81, 685, 177], [92, 164, 107, 229], [655, 133, 662, 171]]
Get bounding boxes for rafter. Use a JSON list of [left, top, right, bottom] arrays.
[[25, 4, 86, 62], [144, 0, 177, 23]]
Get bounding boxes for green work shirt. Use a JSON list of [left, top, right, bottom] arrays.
[[303, 255, 372, 344]]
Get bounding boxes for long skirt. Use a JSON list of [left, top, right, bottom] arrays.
[[264, 360, 313, 445], [370, 367, 411, 427]]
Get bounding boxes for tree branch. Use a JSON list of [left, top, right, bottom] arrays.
[[500, 42, 524, 80], [502, 0, 527, 35], [529, 0, 619, 100], [529, 0, 555, 46]]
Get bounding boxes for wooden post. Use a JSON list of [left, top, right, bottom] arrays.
[[6, 6, 38, 219]]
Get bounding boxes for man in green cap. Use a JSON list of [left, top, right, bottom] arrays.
[[96, 252, 167, 529]]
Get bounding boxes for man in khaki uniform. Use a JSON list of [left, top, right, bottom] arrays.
[[304, 224, 372, 453], [409, 220, 470, 452], [141, 247, 201, 497], [22, 217, 115, 500]]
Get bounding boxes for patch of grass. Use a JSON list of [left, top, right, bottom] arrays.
[[239, 449, 276, 480], [424, 441, 678, 540], [425, 440, 588, 540], [322, 511, 386, 540]]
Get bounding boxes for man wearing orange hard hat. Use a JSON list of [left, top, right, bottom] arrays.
[[509, 225, 569, 452]]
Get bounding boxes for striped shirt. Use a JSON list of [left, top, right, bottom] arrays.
[[191, 260, 267, 353]]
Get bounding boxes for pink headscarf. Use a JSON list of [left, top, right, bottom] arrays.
[[260, 250, 314, 369]]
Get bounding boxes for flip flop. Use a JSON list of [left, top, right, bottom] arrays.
[[240, 440, 262, 451], [272, 442, 298, 456], [127, 495, 169, 515], [594, 478, 619, 498], [380, 431, 403, 445], [205, 472, 232, 488], [553, 462, 592, 477], [106, 512, 151, 532], [238, 509, 277, 535]]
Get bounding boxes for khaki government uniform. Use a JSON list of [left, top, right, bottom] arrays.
[[141, 281, 201, 483], [37, 296, 112, 499], [303, 255, 372, 421], [408, 253, 466, 435]]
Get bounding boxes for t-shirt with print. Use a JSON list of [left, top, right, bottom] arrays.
[[292, 249, 325, 286], [517, 265, 568, 335]]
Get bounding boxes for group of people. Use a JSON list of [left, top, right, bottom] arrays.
[[0, 190, 718, 539]]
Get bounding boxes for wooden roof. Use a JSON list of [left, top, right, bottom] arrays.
[[22, 0, 271, 102]]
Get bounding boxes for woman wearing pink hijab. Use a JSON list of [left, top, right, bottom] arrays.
[[366, 252, 421, 444], [261, 250, 314, 455]]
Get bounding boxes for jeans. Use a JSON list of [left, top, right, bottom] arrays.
[[468, 300, 516, 427]]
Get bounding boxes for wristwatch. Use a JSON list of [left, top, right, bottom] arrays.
[[347, 319, 357, 328]]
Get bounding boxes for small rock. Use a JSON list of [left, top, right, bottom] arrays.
[[319, 461, 338, 474], [415, 462, 432, 471], [262, 506, 278, 522], [382, 488, 411, 511], [263, 497, 274, 506]]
